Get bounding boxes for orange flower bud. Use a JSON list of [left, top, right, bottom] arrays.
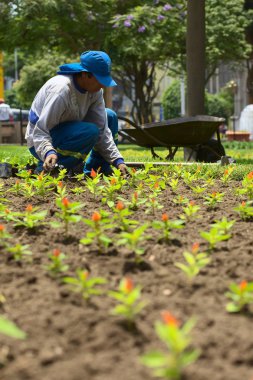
[[111, 178, 117, 185], [116, 201, 124, 211], [0, 225, 5, 231], [224, 169, 229, 176], [133, 191, 138, 200], [15, 179, 20, 185], [5, 209, 10, 214], [62, 198, 70, 207], [241, 201, 246, 207], [58, 181, 63, 188], [212, 192, 217, 197], [189, 200, 195, 206], [53, 249, 61, 257], [192, 242, 199, 254], [131, 168, 136, 173], [26, 204, 33, 212], [239, 280, 247, 292], [38, 174, 43, 181], [82, 271, 89, 280], [162, 213, 169, 222], [161, 311, 180, 327], [92, 211, 101, 222], [247, 171, 253, 180], [122, 277, 134, 293], [90, 168, 97, 178]]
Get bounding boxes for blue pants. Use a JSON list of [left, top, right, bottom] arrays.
[[29, 108, 118, 175]]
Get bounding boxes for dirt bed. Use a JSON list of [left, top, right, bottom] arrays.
[[0, 175, 253, 380]]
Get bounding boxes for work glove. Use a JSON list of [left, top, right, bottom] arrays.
[[118, 163, 129, 178], [43, 153, 58, 171]]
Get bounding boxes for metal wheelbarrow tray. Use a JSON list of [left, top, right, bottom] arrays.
[[119, 115, 224, 161]]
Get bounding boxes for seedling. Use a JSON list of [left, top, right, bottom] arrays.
[[13, 204, 47, 229], [52, 197, 84, 234], [221, 167, 234, 185], [172, 195, 189, 206], [153, 214, 184, 243], [199, 227, 231, 251], [180, 201, 200, 222], [190, 184, 206, 194], [45, 249, 69, 275], [168, 178, 179, 192], [203, 192, 225, 208], [226, 280, 253, 313], [63, 269, 107, 300], [118, 191, 147, 211], [56, 181, 67, 199], [175, 242, 210, 279], [81, 211, 114, 253], [7, 244, 33, 262], [31, 173, 54, 196], [85, 168, 103, 200], [108, 277, 147, 324], [141, 311, 199, 380], [234, 201, 253, 220], [237, 171, 253, 200], [102, 176, 124, 207], [0, 224, 12, 248], [113, 201, 138, 232], [117, 223, 150, 263], [211, 217, 235, 234], [145, 195, 164, 215]]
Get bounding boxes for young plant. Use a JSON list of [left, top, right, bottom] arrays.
[[63, 269, 107, 300], [7, 244, 33, 262], [234, 201, 253, 220], [180, 201, 200, 222], [108, 277, 147, 324], [190, 184, 206, 194], [153, 213, 184, 243], [85, 168, 102, 200], [118, 191, 147, 211], [225, 280, 253, 313], [45, 248, 69, 275], [145, 195, 164, 215], [21, 183, 35, 198], [31, 173, 54, 196], [199, 227, 231, 251], [102, 176, 124, 208], [8, 179, 23, 195], [56, 181, 67, 199], [117, 223, 150, 263], [0, 224, 12, 248], [221, 167, 234, 185], [211, 217, 235, 234], [237, 171, 253, 200], [175, 242, 210, 280], [141, 311, 199, 380], [52, 197, 84, 234], [172, 195, 189, 206], [13, 204, 47, 229], [203, 192, 225, 208], [168, 178, 179, 192], [81, 211, 114, 253], [113, 201, 138, 232]]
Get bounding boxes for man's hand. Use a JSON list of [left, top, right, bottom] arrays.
[[43, 154, 58, 171], [118, 163, 129, 177]]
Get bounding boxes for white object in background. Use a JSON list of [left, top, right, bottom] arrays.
[[239, 104, 253, 140]]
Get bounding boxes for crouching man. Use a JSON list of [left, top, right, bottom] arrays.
[[25, 50, 128, 177]]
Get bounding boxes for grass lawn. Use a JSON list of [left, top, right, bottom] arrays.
[[0, 142, 252, 178]]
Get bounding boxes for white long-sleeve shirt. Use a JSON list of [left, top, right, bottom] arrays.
[[25, 75, 123, 163]]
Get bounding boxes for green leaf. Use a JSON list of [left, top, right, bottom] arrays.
[[140, 351, 168, 367], [0, 316, 26, 339]]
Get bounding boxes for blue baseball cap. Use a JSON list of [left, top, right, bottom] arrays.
[[57, 50, 117, 87]]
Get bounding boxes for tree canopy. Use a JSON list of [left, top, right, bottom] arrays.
[[1, 0, 252, 122]]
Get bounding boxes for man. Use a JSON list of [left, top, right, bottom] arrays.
[[25, 50, 128, 176], [0, 98, 13, 122]]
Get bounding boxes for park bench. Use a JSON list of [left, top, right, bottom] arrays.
[[118, 115, 225, 162]]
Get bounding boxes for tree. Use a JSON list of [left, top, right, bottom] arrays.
[[0, 0, 252, 123]]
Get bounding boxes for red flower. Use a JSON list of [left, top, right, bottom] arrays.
[[162, 213, 169, 222], [116, 201, 124, 211], [26, 204, 33, 212], [90, 168, 97, 178], [62, 198, 70, 208], [53, 249, 61, 257], [161, 311, 180, 327], [192, 242, 199, 254], [247, 171, 253, 180], [92, 211, 101, 222], [122, 277, 134, 293], [239, 280, 248, 292]]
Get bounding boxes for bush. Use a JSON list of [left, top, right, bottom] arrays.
[[162, 79, 233, 122]]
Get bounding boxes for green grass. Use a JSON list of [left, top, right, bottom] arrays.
[[0, 143, 252, 179]]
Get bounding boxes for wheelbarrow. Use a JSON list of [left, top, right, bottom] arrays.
[[118, 115, 225, 162]]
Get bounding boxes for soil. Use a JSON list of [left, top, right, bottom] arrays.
[[0, 173, 253, 380]]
